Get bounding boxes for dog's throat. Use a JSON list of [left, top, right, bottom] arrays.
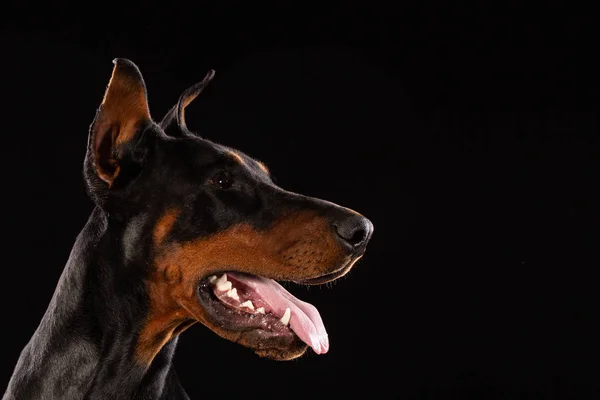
[[207, 272, 329, 354]]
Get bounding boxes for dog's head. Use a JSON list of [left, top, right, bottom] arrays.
[[84, 59, 373, 364]]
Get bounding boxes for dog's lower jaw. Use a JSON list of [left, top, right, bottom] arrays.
[[229, 327, 309, 361]]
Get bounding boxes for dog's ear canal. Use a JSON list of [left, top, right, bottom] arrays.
[[159, 69, 215, 137], [86, 58, 152, 187]]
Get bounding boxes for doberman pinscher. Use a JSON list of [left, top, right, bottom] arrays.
[[3, 59, 373, 399]]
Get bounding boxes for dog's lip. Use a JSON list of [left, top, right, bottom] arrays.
[[198, 264, 349, 287], [198, 254, 359, 288], [294, 268, 348, 285], [294, 256, 360, 285]]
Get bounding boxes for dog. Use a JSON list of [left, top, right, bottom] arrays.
[[2, 59, 373, 399]]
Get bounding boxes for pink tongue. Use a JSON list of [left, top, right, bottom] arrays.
[[227, 272, 329, 354]]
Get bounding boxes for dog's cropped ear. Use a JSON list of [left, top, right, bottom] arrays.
[[85, 58, 152, 193], [160, 70, 215, 137]]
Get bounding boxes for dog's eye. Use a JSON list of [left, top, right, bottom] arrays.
[[209, 171, 232, 189]]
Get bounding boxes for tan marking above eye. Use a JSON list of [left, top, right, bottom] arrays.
[[228, 151, 245, 165], [257, 161, 269, 174]]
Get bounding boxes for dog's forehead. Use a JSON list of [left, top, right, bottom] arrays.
[[172, 136, 270, 176]]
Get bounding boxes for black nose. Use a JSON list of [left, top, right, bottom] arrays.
[[334, 214, 374, 249]]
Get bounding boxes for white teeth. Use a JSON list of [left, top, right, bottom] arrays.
[[226, 288, 239, 301], [215, 274, 232, 291], [208, 275, 217, 284], [280, 308, 291, 326], [256, 307, 265, 314], [240, 300, 254, 310]]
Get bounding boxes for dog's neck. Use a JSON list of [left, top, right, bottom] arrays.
[[4, 207, 181, 400]]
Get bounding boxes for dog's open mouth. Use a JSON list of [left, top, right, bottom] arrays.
[[197, 271, 329, 355]]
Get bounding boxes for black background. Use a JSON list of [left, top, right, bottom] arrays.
[[1, 2, 598, 399]]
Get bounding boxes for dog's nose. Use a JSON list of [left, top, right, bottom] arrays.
[[334, 214, 374, 249]]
